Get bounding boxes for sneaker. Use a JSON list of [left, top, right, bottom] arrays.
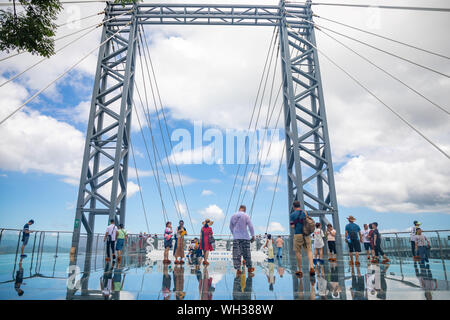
[[295, 270, 303, 277], [367, 256, 371, 260], [105, 257, 111, 262], [309, 268, 316, 276], [180, 260, 185, 265]]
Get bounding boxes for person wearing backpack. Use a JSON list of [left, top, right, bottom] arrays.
[[344, 216, 363, 266], [289, 200, 315, 277]]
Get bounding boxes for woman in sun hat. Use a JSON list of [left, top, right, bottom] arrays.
[[200, 219, 214, 266]]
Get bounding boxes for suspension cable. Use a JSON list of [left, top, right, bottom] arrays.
[[265, 143, 285, 234], [286, 1, 450, 12], [130, 141, 151, 232], [313, 14, 450, 60], [132, 100, 170, 224], [0, 21, 132, 126], [317, 28, 449, 116], [287, 26, 450, 161], [108, 39, 170, 225], [286, 12, 449, 78], [139, 25, 196, 232], [219, 27, 278, 234], [0, 9, 133, 88], [233, 29, 280, 212], [57, 11, 105, 27]]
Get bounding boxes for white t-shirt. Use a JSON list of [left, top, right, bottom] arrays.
[[362, 229, 370, 243], [410, 226, 417, 240], [313, 228, 324, 248], [106, 224, 118, 241], [415, 235, 429, 247]]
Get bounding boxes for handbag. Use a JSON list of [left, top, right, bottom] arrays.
[[208, 234, 215, 245]]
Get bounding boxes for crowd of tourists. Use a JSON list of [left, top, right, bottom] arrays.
[[18, 207, 432, 273]]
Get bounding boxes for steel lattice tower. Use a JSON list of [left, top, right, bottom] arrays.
[[71, 0, 342, 259]]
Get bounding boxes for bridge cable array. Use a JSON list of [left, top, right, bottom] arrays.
[[284, 24, 450, 161], [219, 27, 279, 234]]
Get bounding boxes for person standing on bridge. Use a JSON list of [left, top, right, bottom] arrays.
[[104, 219, 118, 262], [290, 201, 315, 277], [410, 220, 421, 261], [200, 219, 214, 266], [20, 219, 34, 258], [115, 224, 127, 262], [163, 221, 173, 264], [174, 220, 187, 264], [326, 223, 337, 262], [230, 205, 255, 276], [344, 216, 363, 266]]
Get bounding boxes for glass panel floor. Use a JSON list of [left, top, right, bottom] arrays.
[[0, 252, 449, 300]]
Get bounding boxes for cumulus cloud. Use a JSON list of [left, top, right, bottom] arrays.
[[1, 0, 449, 220], [199, 204, 225, 221], [257, 221, 286, 233]]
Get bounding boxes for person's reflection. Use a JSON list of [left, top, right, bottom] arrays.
[[415, 261, 437, 300], [199, 266, 213, 300], [327, 261, 342, 300], [100, 262, 114, 300], [377, 263, 389, 300], [309, 276, 316, 300], [233, 269, 253, 300], [277, 257, 284, 278], [173, 265, 186, 300], [350, 264, 366, 300], [265, 261, 275, 291], [162, 264, 172, 300], [316, 265, 328, 299], [112, 260, 126, 300], [14, 258, 24, 297]]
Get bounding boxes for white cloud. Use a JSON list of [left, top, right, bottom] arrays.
[[199, 204, 225, 221], [201, 189, 214, 196], [257, 221, 286, 233]]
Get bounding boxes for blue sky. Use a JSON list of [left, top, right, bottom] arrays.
[[0, 0, 449, 236]]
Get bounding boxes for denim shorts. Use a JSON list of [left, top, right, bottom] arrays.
[[116, 238, 125, 251]]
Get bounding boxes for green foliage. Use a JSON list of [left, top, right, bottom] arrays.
[[0, 0, 62, 57]]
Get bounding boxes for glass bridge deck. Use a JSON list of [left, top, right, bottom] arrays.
[[0, 251, 449, 300], [1, 228, 449, 300]]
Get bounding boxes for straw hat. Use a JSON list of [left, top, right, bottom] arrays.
[[347, 215, 356, 222], [202, 219, 214, 226]]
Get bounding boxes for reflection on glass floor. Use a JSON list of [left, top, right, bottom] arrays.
[[0, 251, 449, 300]]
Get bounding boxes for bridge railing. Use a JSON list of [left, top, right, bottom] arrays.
[[1, 228, 449, 260]]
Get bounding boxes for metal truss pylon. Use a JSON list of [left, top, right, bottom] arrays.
[[71, 3, 138, 256]]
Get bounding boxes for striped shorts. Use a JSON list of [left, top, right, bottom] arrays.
[[232, 239, 252, 269]]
